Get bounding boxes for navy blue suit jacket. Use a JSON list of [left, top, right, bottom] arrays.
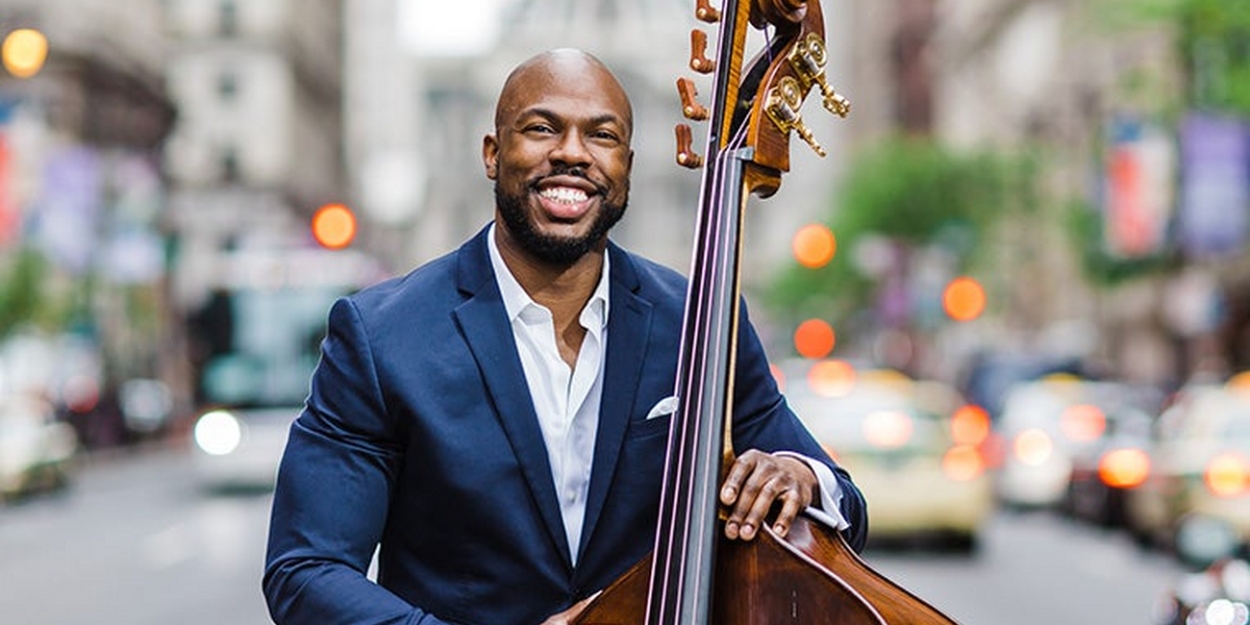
[[263, 226, 867, 625]]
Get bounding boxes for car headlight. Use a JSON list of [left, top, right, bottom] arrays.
[[1013, 428, 1054, 467], [1188, 599, 1250, 625], [1205, 453, 1250, 498], [194, 410, 243, 456]]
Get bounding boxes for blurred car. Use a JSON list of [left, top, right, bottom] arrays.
[[0, 393, 77, 500], [189, 337, 320, 490], [1123, 377, 1250, 562], [786, 361, 995, 552], [959, 350, 1085, 421], [1063, 396, 1159, 527], [994, 375, 1162, 510], [1154, 557, 1250, 625]]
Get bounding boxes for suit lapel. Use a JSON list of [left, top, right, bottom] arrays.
[[578, 244, 654, 559], [451, 228, 573, 569]]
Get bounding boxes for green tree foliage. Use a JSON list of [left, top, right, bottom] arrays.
[[0, 248, 52, 336], [1091, 0, 1250, 114], [767, 138, 1036, 327], [1178, 0, 1250, 113]]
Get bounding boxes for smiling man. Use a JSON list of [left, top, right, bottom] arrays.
[[263, 49, 867, 625]]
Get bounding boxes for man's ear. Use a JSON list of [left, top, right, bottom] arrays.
[[483, 133, 499, 180]]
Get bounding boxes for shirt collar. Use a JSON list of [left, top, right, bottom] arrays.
[[486, 222, 610, 330]]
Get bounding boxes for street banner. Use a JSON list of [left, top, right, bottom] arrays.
[[1103, 118, 1175, 258], [1178, 113, 1250, 257]]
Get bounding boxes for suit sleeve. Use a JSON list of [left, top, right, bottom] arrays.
[[262, 298, 455, 625], [728, 301, 870, 552]]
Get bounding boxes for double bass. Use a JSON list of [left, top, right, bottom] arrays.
[[574, 1, 965, 623]]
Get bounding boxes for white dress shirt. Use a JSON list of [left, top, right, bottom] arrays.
[[487, 225, 846, 564]]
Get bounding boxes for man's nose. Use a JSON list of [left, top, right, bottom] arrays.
[[549, 129, 593, 167]]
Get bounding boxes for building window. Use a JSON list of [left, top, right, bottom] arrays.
[[217, 71, 238, 100], [221, 148, 240, 183], [219, 0, 238, 37]]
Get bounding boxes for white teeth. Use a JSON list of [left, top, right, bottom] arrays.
[[540, 187, 588, 204]]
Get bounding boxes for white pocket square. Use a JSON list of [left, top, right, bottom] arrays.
[[646, 396, 679, 420]]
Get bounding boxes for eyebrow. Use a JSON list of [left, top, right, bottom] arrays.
[[517, 107, 631, 133]]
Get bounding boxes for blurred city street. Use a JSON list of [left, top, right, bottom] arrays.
[[0, 446, 1185, 625], [0, 0, 1249, 623]]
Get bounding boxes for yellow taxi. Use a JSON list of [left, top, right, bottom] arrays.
[[781, 360, 995, 552], [1123, 373, 1250, 564]]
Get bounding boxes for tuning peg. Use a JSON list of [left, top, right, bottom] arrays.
[[690, 30, 715, 74], [675, 124, 703, 168], [676, 78, 709, 121], [695, 0, 721, 23], [765, 77, 827, 157], [821, 87, 851, 118], [786, 33, 851, 119]]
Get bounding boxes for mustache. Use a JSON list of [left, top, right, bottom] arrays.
[[530, 165, 608, 196]]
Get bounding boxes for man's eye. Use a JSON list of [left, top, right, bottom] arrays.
[[526, 124, 555, 134], [591, 130, 620, 142]]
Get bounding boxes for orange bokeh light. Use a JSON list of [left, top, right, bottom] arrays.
[[1098, 448, 1150, 489], [792, 224, 836, 269], [807, 359, 856, 397], [943, 277, 986, 322], [942, 445, 986, 481], [1060, 404, 1106, 442], [2, 29, 48, 79], [1205, 453, 1250, 497], [950, 405, 991, 446], [794, 319, 836, 359], [769, 363, 786, 392], [312, 203, 357, 249]]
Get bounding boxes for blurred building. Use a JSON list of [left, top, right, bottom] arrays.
[[358, 0, 861, 303], [0, 0, 177, 445], [827, 0, 1197, 386], [341, 0, 423, 269], [161, 0, 349, 412], [162, 0, 346, 310], [926, 0, 1186, 385]]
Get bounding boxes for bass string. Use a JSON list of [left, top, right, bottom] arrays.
[[649, 0, 757, 618], [656, 124, 751, 622]]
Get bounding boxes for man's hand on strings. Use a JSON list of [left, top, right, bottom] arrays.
[[719, 450, 817, 541]]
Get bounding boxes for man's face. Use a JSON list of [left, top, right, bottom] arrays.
[[483, 53, 634, 265]]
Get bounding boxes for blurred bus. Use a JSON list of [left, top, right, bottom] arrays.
[[187, 246, 384, 490]]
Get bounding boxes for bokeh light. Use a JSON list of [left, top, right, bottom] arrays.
[[1228, 371, 1250, 392], [1014, 429, 1053, 467], [792, 224, 836, 269], [769, 363, 785, 392], [863, 410, 913, 449], [942, 276, 986, 322], [312, 203, 357, 249], [1205, 453, 1250, 498], [950, 404, 991, 446], [2, 28, 49, 78], [793, 318, 836, 359], [1098, 448, 1150, 489], [807, 359, 856, 397], [942, 445, 985, 481], [1060, 404, 1107, 442]]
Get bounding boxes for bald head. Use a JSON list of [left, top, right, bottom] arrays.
[[494, 49, 633, 138]]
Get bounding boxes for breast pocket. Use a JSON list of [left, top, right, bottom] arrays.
[[626, 395, 677, 440], [625, 412, 672, 440]]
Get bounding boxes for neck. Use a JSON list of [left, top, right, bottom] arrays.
[[494, 227, 605, 323]]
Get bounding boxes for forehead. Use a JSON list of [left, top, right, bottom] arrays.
[[497, 56, 632, 130]]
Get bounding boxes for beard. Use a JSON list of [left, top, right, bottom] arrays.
[[494, 172, 628, 266]]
